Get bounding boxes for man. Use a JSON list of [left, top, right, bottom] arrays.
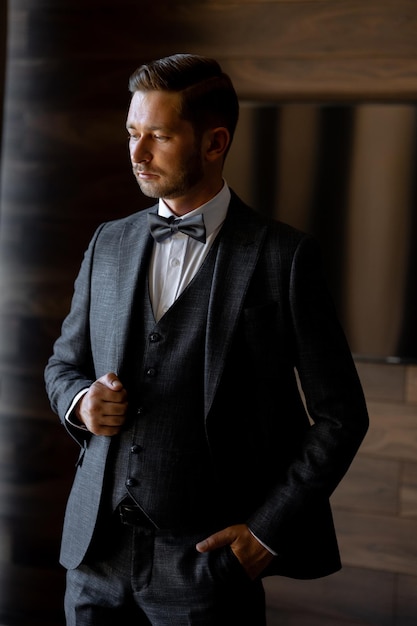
[[45, 54, 369, 625]]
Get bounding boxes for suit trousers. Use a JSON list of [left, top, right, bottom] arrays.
[[64, 507, 266, 626]]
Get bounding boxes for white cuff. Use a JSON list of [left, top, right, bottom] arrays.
[[248, 529, 278, 556], [65, 388, 90, 430]]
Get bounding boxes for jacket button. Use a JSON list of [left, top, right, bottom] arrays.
[[149, 332, 161, 343], [126, 478, 137, 487], [130, 444, 141, 454], [146, 368, 156, 377]]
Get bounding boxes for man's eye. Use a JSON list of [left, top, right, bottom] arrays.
[[154, 135, 168, 141]]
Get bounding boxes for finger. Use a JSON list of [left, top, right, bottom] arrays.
[[83, 410, 126, 436], [99, 372, 124, 390], [196, 528, 235, 553], [78, 382, 127, 430], [91, 374, 127, 406], [90, 423, 124, 437]]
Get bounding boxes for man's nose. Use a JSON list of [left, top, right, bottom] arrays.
[[131, 138, 151, 163]]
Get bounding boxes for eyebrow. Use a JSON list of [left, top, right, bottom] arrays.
[[126, 123, 173, 132]]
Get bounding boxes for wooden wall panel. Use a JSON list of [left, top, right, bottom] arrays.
[[406, 366, 417, 403], [398, 575, 417, 626], [0, 0, 6, 150], [330, 455, 400, 515], [6, 0, 417, 102], [401, 462, 417, 517], [265, 566, 396, 626], [360, 401, 417, 462], [22, 1, 417, 62], [333, 510, 417, 576]]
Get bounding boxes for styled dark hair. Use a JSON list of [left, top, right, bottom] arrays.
[[128, 54, 239, 144]]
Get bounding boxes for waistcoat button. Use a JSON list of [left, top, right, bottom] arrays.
[[146, 368, 156, 377], [149, 332, 161, 343], [130, 444, 141, 454], [126, 478, 137, 487]]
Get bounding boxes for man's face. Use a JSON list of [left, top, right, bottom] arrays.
[[126, 90, 204, 202]]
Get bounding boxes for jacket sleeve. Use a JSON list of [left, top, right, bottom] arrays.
[[247, 233, 369, 554], [44, 225, 105, 442]]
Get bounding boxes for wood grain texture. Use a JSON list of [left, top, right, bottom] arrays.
[[361, 401, 417, 462], [398, 574, 417, 626], [6, 1, 417, 101], [330, 455, 400, 515], [401, 462, 417, 518], [356, 361, 406, 403], [264, 566, 396, 626], [17, 1, 417, 60], [222, 58, 417, 101], [406, 365, 417, 404], [333, 509, 417, 576]]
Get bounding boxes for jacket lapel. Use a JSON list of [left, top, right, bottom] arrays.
[[113, 208, 155, 376], [204, 196, 267, 416]]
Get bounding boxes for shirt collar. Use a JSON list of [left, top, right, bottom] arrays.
[[157, 181, 231, 238]]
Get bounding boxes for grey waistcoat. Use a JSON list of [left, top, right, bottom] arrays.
[[106, 243, 224, 530]]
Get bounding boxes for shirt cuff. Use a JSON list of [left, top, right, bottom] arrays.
[[65, 388, 90, 430], [249, 529, 278, 556]]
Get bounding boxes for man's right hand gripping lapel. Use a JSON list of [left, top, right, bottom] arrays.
[[75, 372, 128, 436]]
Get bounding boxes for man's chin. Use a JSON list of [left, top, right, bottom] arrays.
[[138, 182, 161, 199]]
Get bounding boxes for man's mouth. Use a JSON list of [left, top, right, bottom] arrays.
[[135, 168, 159, 179]]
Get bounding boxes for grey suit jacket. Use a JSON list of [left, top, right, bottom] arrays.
[[45, 191, 369, 578]]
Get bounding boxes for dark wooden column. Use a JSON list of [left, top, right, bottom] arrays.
[[0, 1, 6, 150], [0, 3, 152, 623]]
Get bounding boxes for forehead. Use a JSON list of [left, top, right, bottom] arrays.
[[127, 90, 185, 129]]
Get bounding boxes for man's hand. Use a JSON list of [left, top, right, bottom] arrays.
[[196, 524, 274, 580], [75, 372, 128, 436]]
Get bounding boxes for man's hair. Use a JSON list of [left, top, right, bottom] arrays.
[[128, 54, 239, 144]]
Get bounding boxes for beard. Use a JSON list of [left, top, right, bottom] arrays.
[[135, 145, 204, 200]]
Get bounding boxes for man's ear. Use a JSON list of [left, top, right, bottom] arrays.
[[204, 127, 230, 162]]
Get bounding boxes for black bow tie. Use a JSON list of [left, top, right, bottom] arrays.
[[148, 213, 206, 243]]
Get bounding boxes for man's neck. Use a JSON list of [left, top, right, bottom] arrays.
[[162, 180, 225, 216]]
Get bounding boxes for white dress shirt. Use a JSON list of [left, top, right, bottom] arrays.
[[149, 182, 230, 321]]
